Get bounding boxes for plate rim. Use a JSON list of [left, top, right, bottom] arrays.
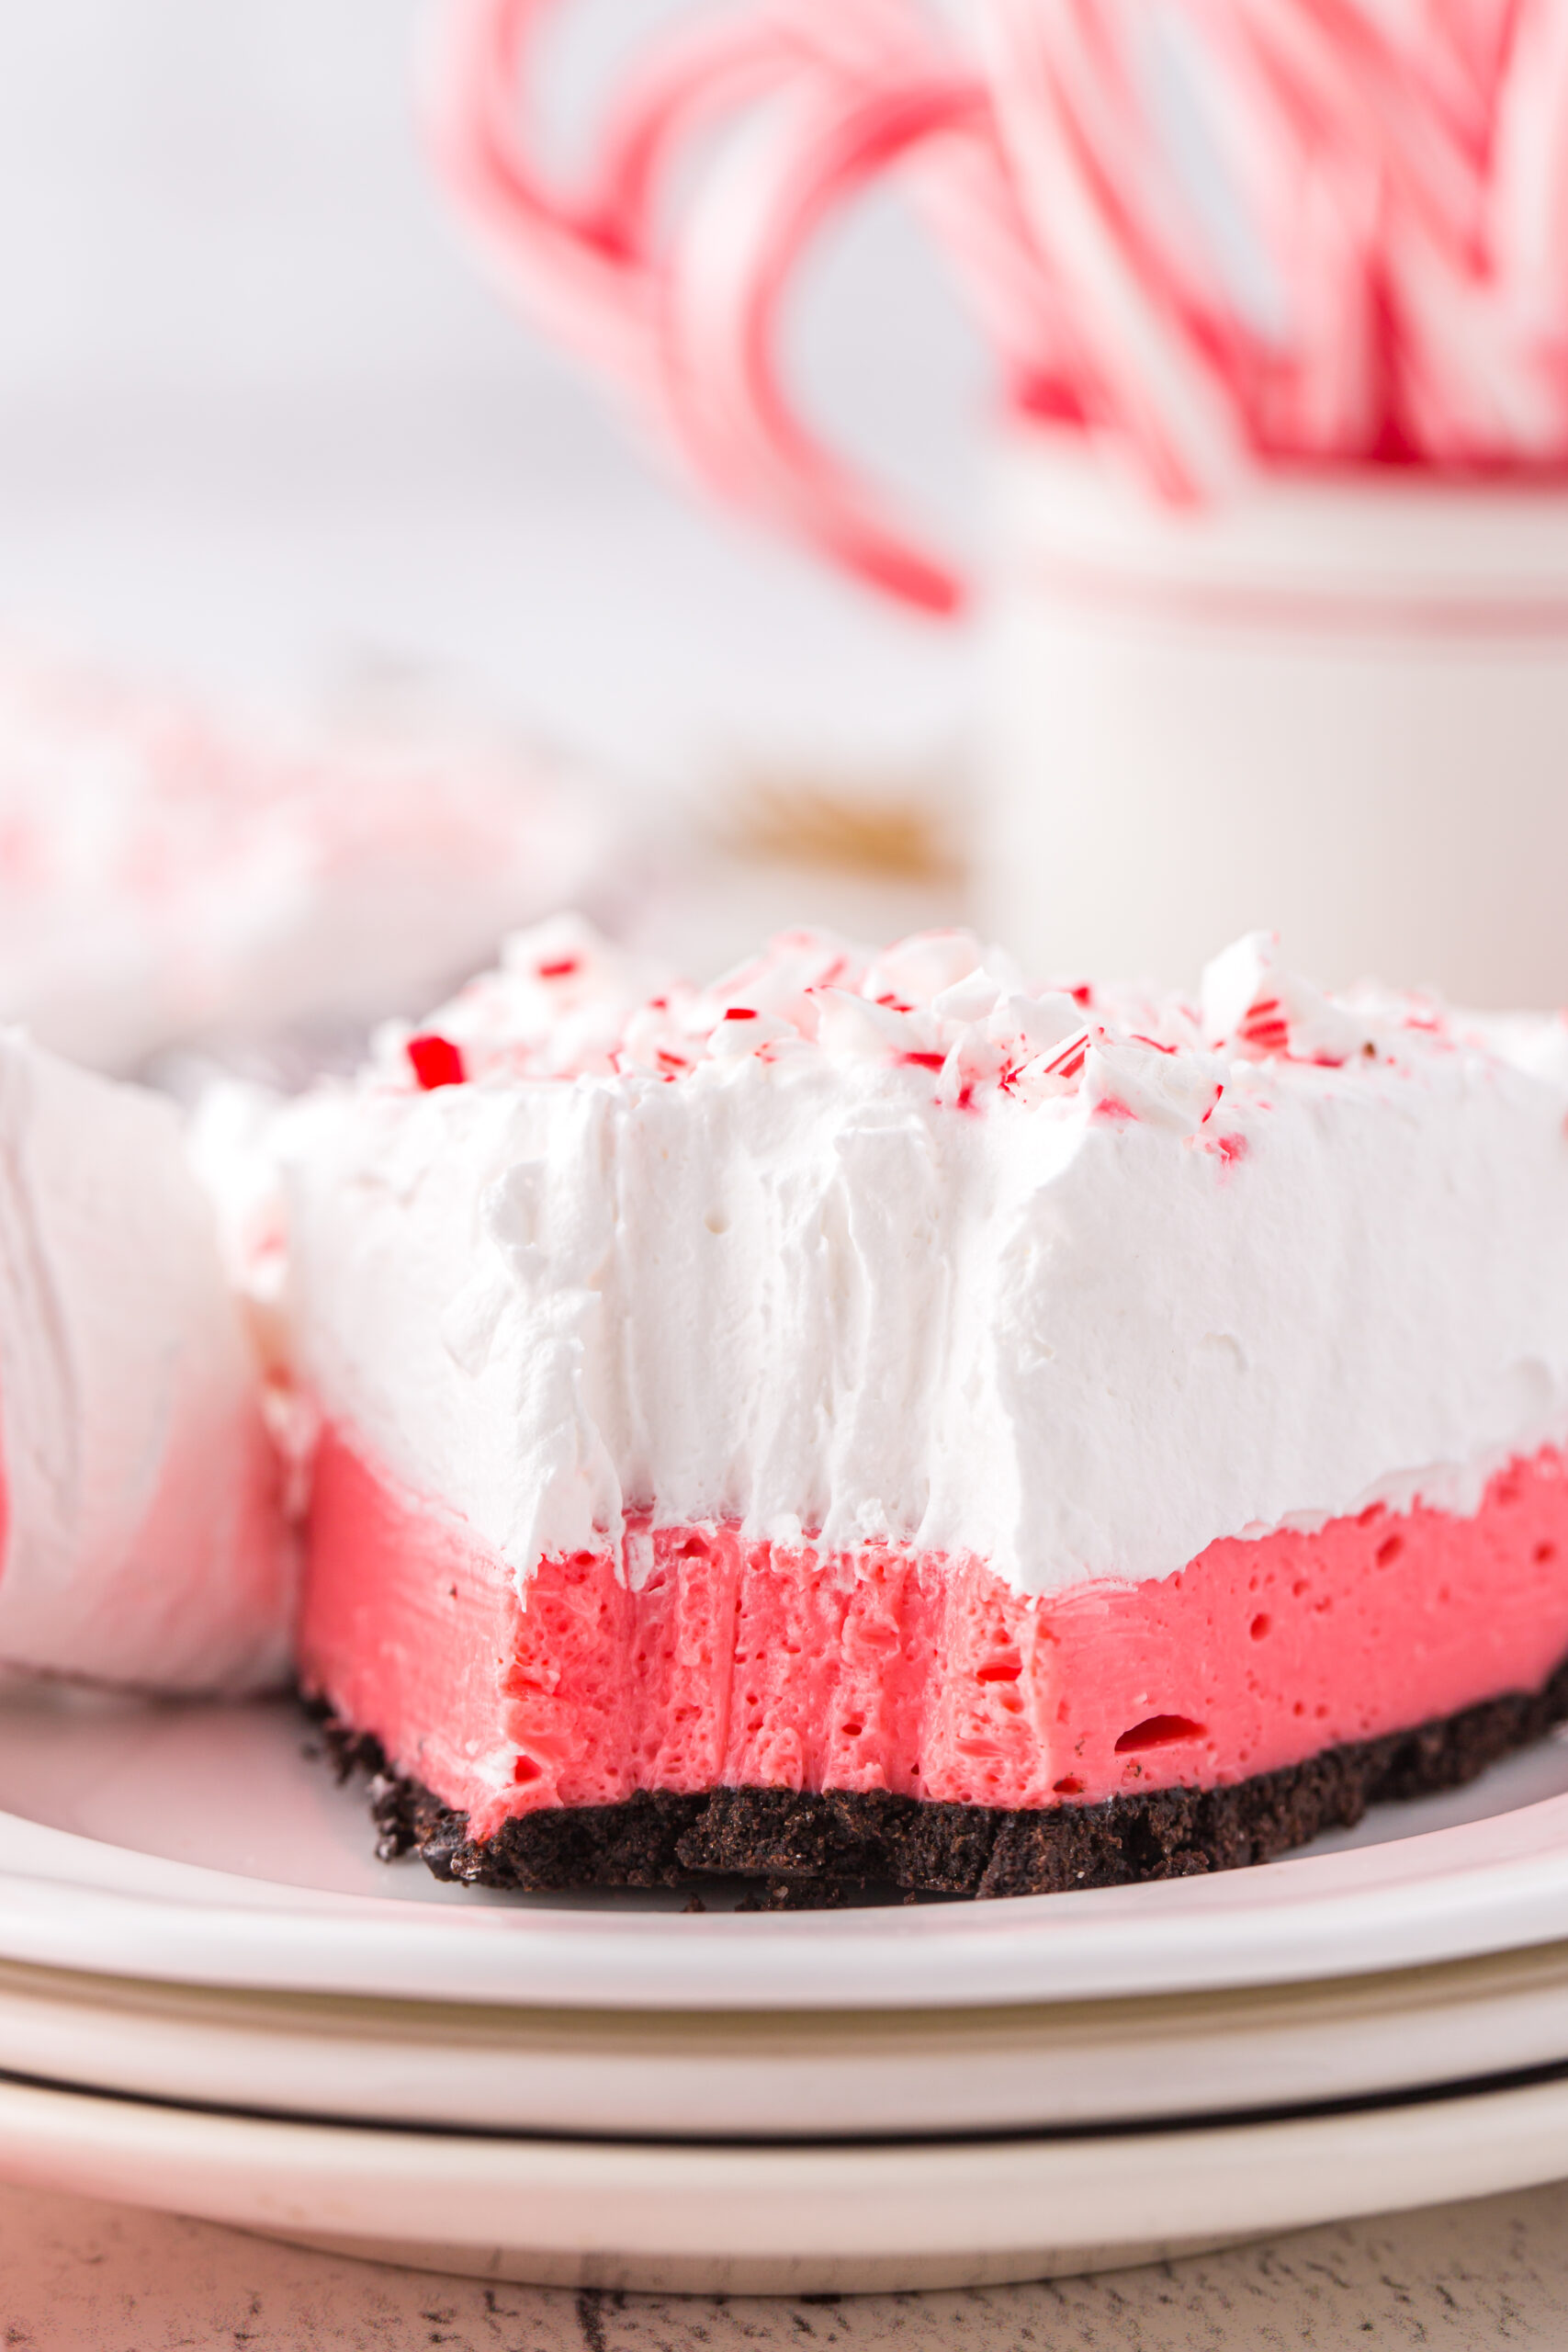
[[6, 1934, 1568, 2139], [6, 1779, 1568, 2010], [5, 2057, 1568, 2292]]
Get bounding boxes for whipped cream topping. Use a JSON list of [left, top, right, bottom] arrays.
[[265, 920, 1568, 1601], [0, 1035, 293, 1688], [0, 651, 616, 1071]]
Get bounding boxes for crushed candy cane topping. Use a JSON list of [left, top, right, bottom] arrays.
[[367, 917, 1533, 1140]]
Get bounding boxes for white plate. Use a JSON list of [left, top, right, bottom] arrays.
[[4, 1687, 1568, 2012], [6, 2062, 1568, 2292], [6, 1936, 1568, 2137]]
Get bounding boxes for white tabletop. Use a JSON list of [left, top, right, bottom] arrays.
[[6, 2177, 1566, 2350]]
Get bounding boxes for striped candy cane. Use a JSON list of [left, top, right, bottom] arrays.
[[425, 0, 1568, 613]]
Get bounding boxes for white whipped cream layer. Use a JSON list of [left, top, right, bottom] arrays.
[[265, 921, 1568, 1599], [0, 1035, 293, 1687]]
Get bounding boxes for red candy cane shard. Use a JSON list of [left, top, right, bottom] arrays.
[[408, 1035, 468, 1091]]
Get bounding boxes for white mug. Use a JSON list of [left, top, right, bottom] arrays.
[[986, 431, 1568, 1002]]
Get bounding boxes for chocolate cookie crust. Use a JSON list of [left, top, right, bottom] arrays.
[[317, 1655, 1568, 1909]]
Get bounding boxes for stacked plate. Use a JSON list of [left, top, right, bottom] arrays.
[[4, 1683, 1568, 2291]]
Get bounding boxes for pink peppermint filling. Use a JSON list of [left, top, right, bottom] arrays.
[[300, 1426, 1568, 1843]]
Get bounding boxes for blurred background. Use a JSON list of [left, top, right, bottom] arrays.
[[0, 0, 983, 1020], [6, 0, 1568, 1069]]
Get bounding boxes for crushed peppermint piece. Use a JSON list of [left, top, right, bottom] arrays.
[[407, 1034, 466, 1091], [374, 917, 1467, 1148]]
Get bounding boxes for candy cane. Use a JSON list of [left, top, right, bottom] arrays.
[[660, 68, 992, 608], [424, 0, 1568, 614], [1217, 0, 1542, 457], [427, 0, 655, 384]]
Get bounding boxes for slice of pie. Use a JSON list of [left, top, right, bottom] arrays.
[[275, 919, 1568, 1902]]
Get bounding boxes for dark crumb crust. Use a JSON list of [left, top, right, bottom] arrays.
[[315, 1654, 1568, 1910]]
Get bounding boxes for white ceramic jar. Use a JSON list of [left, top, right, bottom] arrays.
[[982, 432, 1568, 1005]]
